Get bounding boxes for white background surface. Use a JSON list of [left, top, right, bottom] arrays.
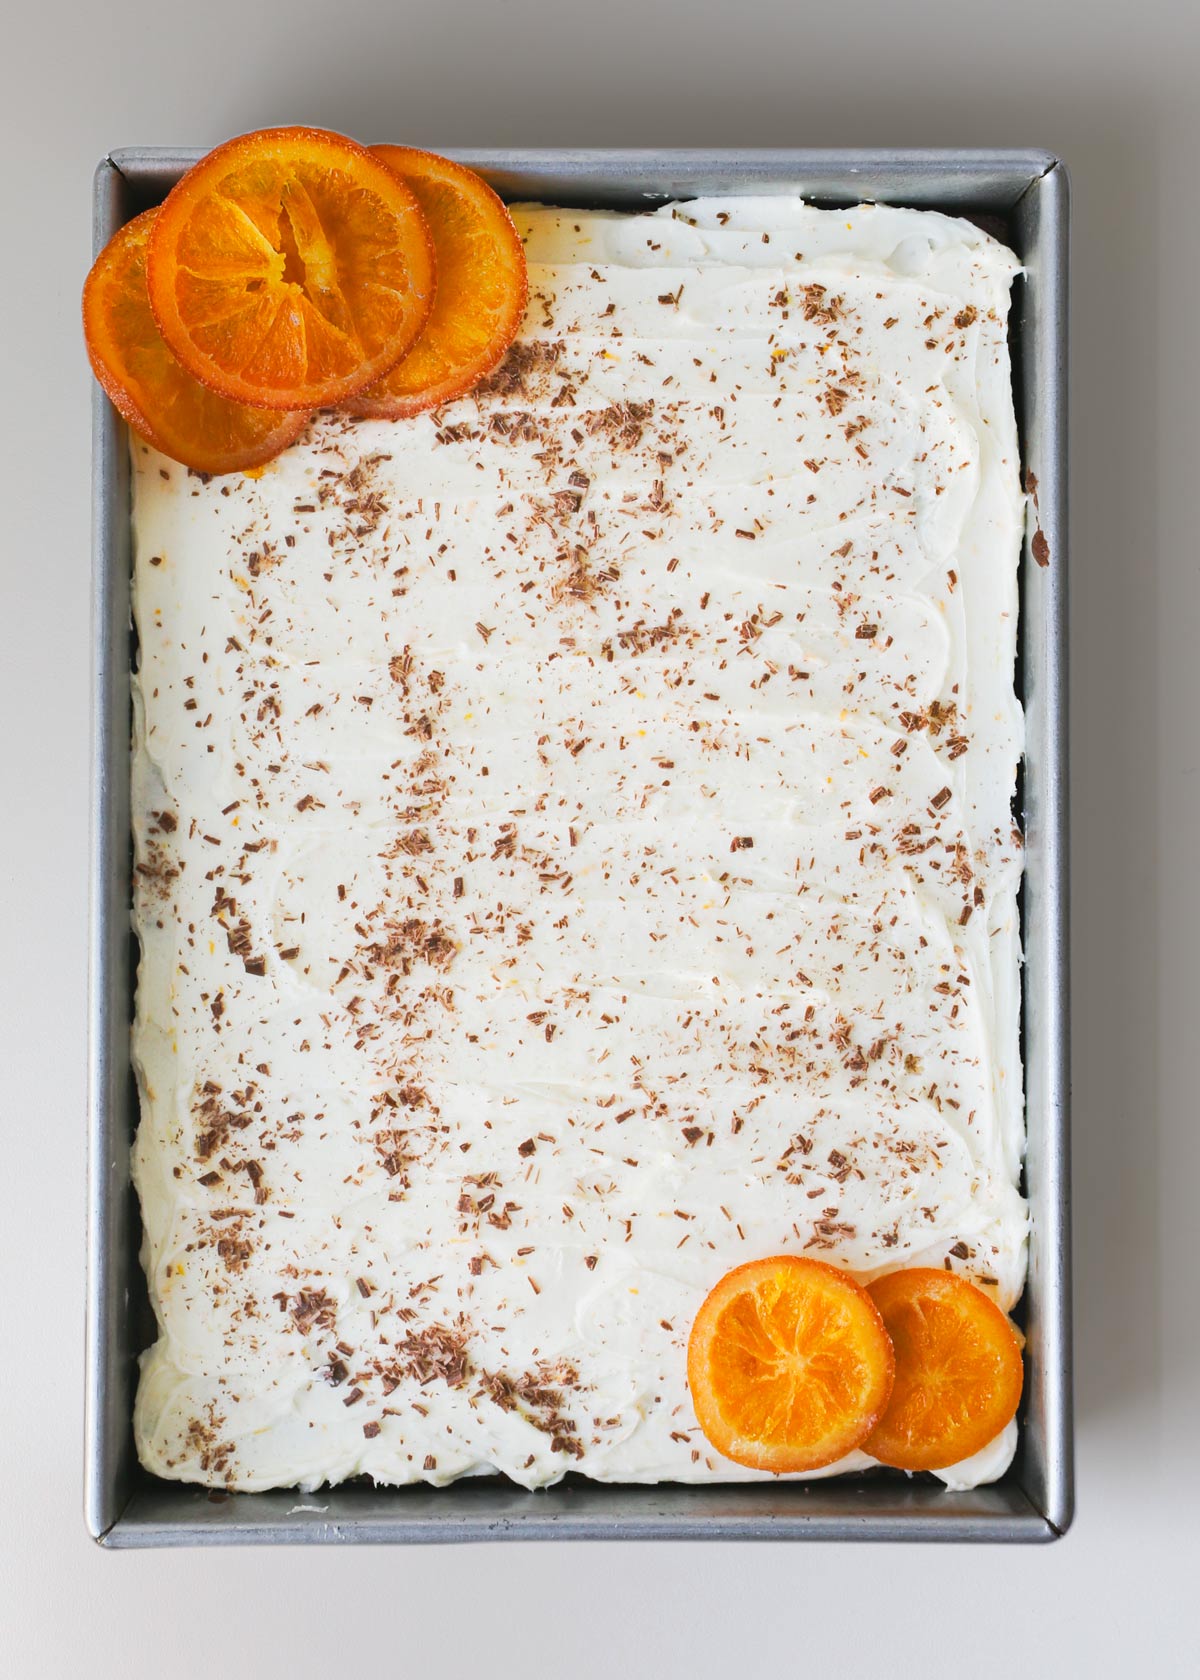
[[2, 2, 1198, 1674]]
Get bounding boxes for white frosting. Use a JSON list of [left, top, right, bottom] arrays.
[[130, 197, 1026, 1493]]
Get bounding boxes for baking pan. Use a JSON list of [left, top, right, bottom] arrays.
[[87, 148, 1071, 1545]]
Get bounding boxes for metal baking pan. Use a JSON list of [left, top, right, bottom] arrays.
[[87, 147, 1071, 1545]]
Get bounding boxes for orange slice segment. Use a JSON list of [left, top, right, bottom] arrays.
[[687, 1256, 895, 1472], [146, 127, 435, 411], [83, 209, 308, 475], [344, 145, 528, 418], [864, 1268, 1024, 1471]]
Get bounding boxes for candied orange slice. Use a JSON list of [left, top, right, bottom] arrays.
[[687, 1256, 894, 1472], [344, 145, 528, 418], [146, 127, 435, 411], [864, 1268, 1024, 1471], [83, 209, 308, 475]]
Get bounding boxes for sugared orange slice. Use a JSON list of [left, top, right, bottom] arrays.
[[687, 1255, 895, 1472], [84, 209, 308, 475], [864, 1268, 1024, 1471], [344, 145, 528, 418], [146, 127, 436, 411]]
